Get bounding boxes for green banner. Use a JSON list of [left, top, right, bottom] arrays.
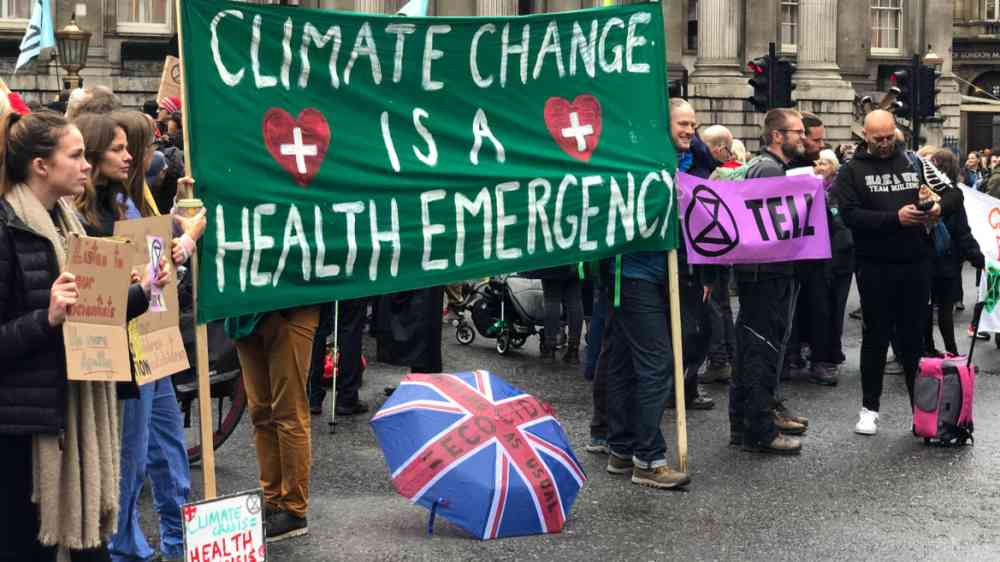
[[181, 0, 677, 323]]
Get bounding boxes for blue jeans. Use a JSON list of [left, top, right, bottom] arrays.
[[110, 378, 191, 561], [605, 278, 674, 469]]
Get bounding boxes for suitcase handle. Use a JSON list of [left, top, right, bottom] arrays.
[[967, 302, 986, 369]]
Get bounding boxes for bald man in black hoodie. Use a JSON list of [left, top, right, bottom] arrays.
[[834, 110, 961, 436]]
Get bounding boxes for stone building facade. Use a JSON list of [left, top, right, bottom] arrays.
[[0, 1, 983, 151]]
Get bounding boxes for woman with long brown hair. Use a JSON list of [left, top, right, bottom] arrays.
[[101, 110, 203, 562], [0, 109, 166, 560]]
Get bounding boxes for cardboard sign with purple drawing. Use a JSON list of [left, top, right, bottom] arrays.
[[677, 172, 831, 265], [115, 215, 190, 385], [63, 234, 133, 382]]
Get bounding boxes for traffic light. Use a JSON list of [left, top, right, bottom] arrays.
[[747, 56, 771, 113], [772, 59, 797, 108], [889, 69, 913, 119], [916, 65, 941, 119]]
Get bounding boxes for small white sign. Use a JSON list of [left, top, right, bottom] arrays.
[[182, 490, 266, 562], [75, 3, 86, 17]]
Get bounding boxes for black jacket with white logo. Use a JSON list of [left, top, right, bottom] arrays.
[[833, 143, 962, 264]]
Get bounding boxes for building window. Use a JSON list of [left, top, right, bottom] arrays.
[[780, 0, 798, 52], [686, 0, 697, 52], [117, 0, 170, 34], [1, 0, 30, 19], [987, 0, 1000, 21], [871, 0, 903, 53]]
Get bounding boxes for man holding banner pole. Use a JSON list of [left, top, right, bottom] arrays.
[[730, 108, 809, 455], [604, 99, 695, 491]]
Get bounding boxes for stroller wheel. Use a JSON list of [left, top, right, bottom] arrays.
[[510, 335, 527, 349], [497, 332, 511, 355], [456, 322, 476, 345]]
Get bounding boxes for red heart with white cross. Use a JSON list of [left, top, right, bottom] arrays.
[[262, 108, 330, 187], [543, 95, 602, 162]]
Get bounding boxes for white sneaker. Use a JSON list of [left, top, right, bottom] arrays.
[[854, 408, 879, 435]]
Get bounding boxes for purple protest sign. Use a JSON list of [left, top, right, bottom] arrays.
[[677, 172, 831, 264]]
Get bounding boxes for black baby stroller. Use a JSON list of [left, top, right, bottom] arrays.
[[454, 274, 549, 355]]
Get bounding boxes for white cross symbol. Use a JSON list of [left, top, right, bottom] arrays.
[[280, 127, 318, 174], [561, 112, 594, 152]]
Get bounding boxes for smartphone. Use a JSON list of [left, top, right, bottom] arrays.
[[915, 199, 934, 212]]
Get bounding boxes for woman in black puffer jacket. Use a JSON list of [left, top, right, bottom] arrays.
[[926, 149, 985, 356], [0, 110, 161, 561]]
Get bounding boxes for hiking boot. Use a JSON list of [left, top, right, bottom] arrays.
[[689, 389, 715, 410], [562, 345, 580, 366], [334, 400, 369, 417], [854, 407, 879, 436], [774, 401, 809, 427], [699, 362, 732, 384], [631, 465, 691, 490], [781, 356, 809, 381], [772, 413, 807, 435], [584, 437, 609, 455], [606, 454, 634, 475], [266, 511, 308, 543], [809, 363, 838, 387], [742, 433, 802, 455]]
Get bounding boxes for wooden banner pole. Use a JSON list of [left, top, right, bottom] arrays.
[[174, 0, 216, 499], [667, 250, 689, 472]]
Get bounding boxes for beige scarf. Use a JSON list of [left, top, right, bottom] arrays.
[[4, 184, 120, 556]]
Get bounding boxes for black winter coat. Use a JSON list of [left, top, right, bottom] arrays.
[[0, 199, 149, 435], [932, 206, 984, 280]]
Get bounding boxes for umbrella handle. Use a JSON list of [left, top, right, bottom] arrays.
[[427, 497, 447, 536]]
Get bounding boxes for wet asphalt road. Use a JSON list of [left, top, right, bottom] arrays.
[[145, 269, 1000, 561]]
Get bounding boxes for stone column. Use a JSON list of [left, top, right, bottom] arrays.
[[793, 0, 856, 148], [478, 0, 517, 16], [354, 0, 397, 13], [687, 0, 756, 150]]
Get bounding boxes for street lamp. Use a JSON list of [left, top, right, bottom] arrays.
[[55, 14, 91, 90], [923, 44, 944, 67]]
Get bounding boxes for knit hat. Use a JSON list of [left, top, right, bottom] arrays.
[[158, 95, 181, 114]]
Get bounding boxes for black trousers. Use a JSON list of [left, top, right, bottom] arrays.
[[855, 259, 931, 412], [794, 262, 851, 365], [707, 267, 736, 367], [541, 277, 583, 349], [309, 298, 368, 407], [0, 435, 111, 562], [678, 271, 713, 400], [590, 287, 612, 440], [730, 275, 797, 446]]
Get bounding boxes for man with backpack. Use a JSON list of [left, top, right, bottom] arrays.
[[833, 110, 961, 436], [730, 108, 809, 455]]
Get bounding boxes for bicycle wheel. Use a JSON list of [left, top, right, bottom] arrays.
[[185, 374, 247, 465]]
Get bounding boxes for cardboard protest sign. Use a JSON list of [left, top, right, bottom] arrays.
[[180, 0, 678, 322], [158, 55, 182, 101], [63, 234, 133, 382], [115, 215, 190, 384], [677, 172, 831, 264], [182, 490, 266, 562]]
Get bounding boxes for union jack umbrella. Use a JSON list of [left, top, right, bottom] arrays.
[[370, 370, 586, 539]]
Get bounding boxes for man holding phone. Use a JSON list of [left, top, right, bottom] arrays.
[[834, 110, 961, 436]]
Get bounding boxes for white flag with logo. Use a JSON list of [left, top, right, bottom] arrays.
[[960, 186, 1000, 332]]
